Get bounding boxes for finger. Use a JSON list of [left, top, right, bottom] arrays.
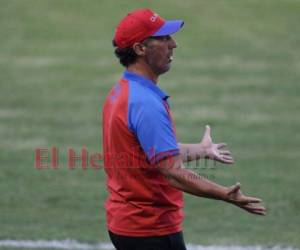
[[224, 159, 234, 164], [204, 125, 211, 138], [219, 155, 234, 162], [243, 205, 266, 215], [215, 156, 234, 164], [244, 196, 262, 203], [239, 197, 262, 205], [220, 158, 234, 164], [222, 155, 234, 161], [217, 143, 227, 149], [219, 150, 231, 156], [246, 209, 266, 216], [242, 204, 266, 212], [228, 182, 241, 195]]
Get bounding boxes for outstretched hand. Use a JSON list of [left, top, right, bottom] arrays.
[[201, 125, 234, 164], [226, 183, 266, 216]]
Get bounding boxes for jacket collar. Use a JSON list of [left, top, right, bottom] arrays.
[[123, 70, 170, 100]]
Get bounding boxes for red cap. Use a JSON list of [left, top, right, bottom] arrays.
[[114, 8, 184, 49]]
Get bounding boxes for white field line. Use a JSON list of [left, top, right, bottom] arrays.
[[0, 240, 298, 250]]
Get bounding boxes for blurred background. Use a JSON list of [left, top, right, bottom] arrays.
[[1, 0, 299, 249]]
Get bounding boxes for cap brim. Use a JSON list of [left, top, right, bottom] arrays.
[[152, 20, 184, 36]]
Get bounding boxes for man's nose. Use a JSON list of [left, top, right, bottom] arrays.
[[169, 37, 177, 49]]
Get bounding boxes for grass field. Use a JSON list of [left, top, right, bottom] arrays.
[[1, 0, 300, 248]]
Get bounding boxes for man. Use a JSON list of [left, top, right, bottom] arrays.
[[102, 8, 266, 250]]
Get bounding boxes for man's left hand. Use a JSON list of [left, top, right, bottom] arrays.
[[200, 125, 234, 164]]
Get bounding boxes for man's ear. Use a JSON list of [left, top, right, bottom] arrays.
[[132, 42, 146, 56]]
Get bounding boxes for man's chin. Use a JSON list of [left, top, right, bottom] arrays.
[[159, 65, 171, 75]]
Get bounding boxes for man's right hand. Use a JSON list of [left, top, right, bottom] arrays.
[[224, 183, 266, 216], [156, 155, 266, 216]]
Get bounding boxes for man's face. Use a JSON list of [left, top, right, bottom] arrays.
[[143, 35, 177, 75]]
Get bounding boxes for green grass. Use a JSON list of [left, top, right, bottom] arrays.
[[1, 0, 300, 248]]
